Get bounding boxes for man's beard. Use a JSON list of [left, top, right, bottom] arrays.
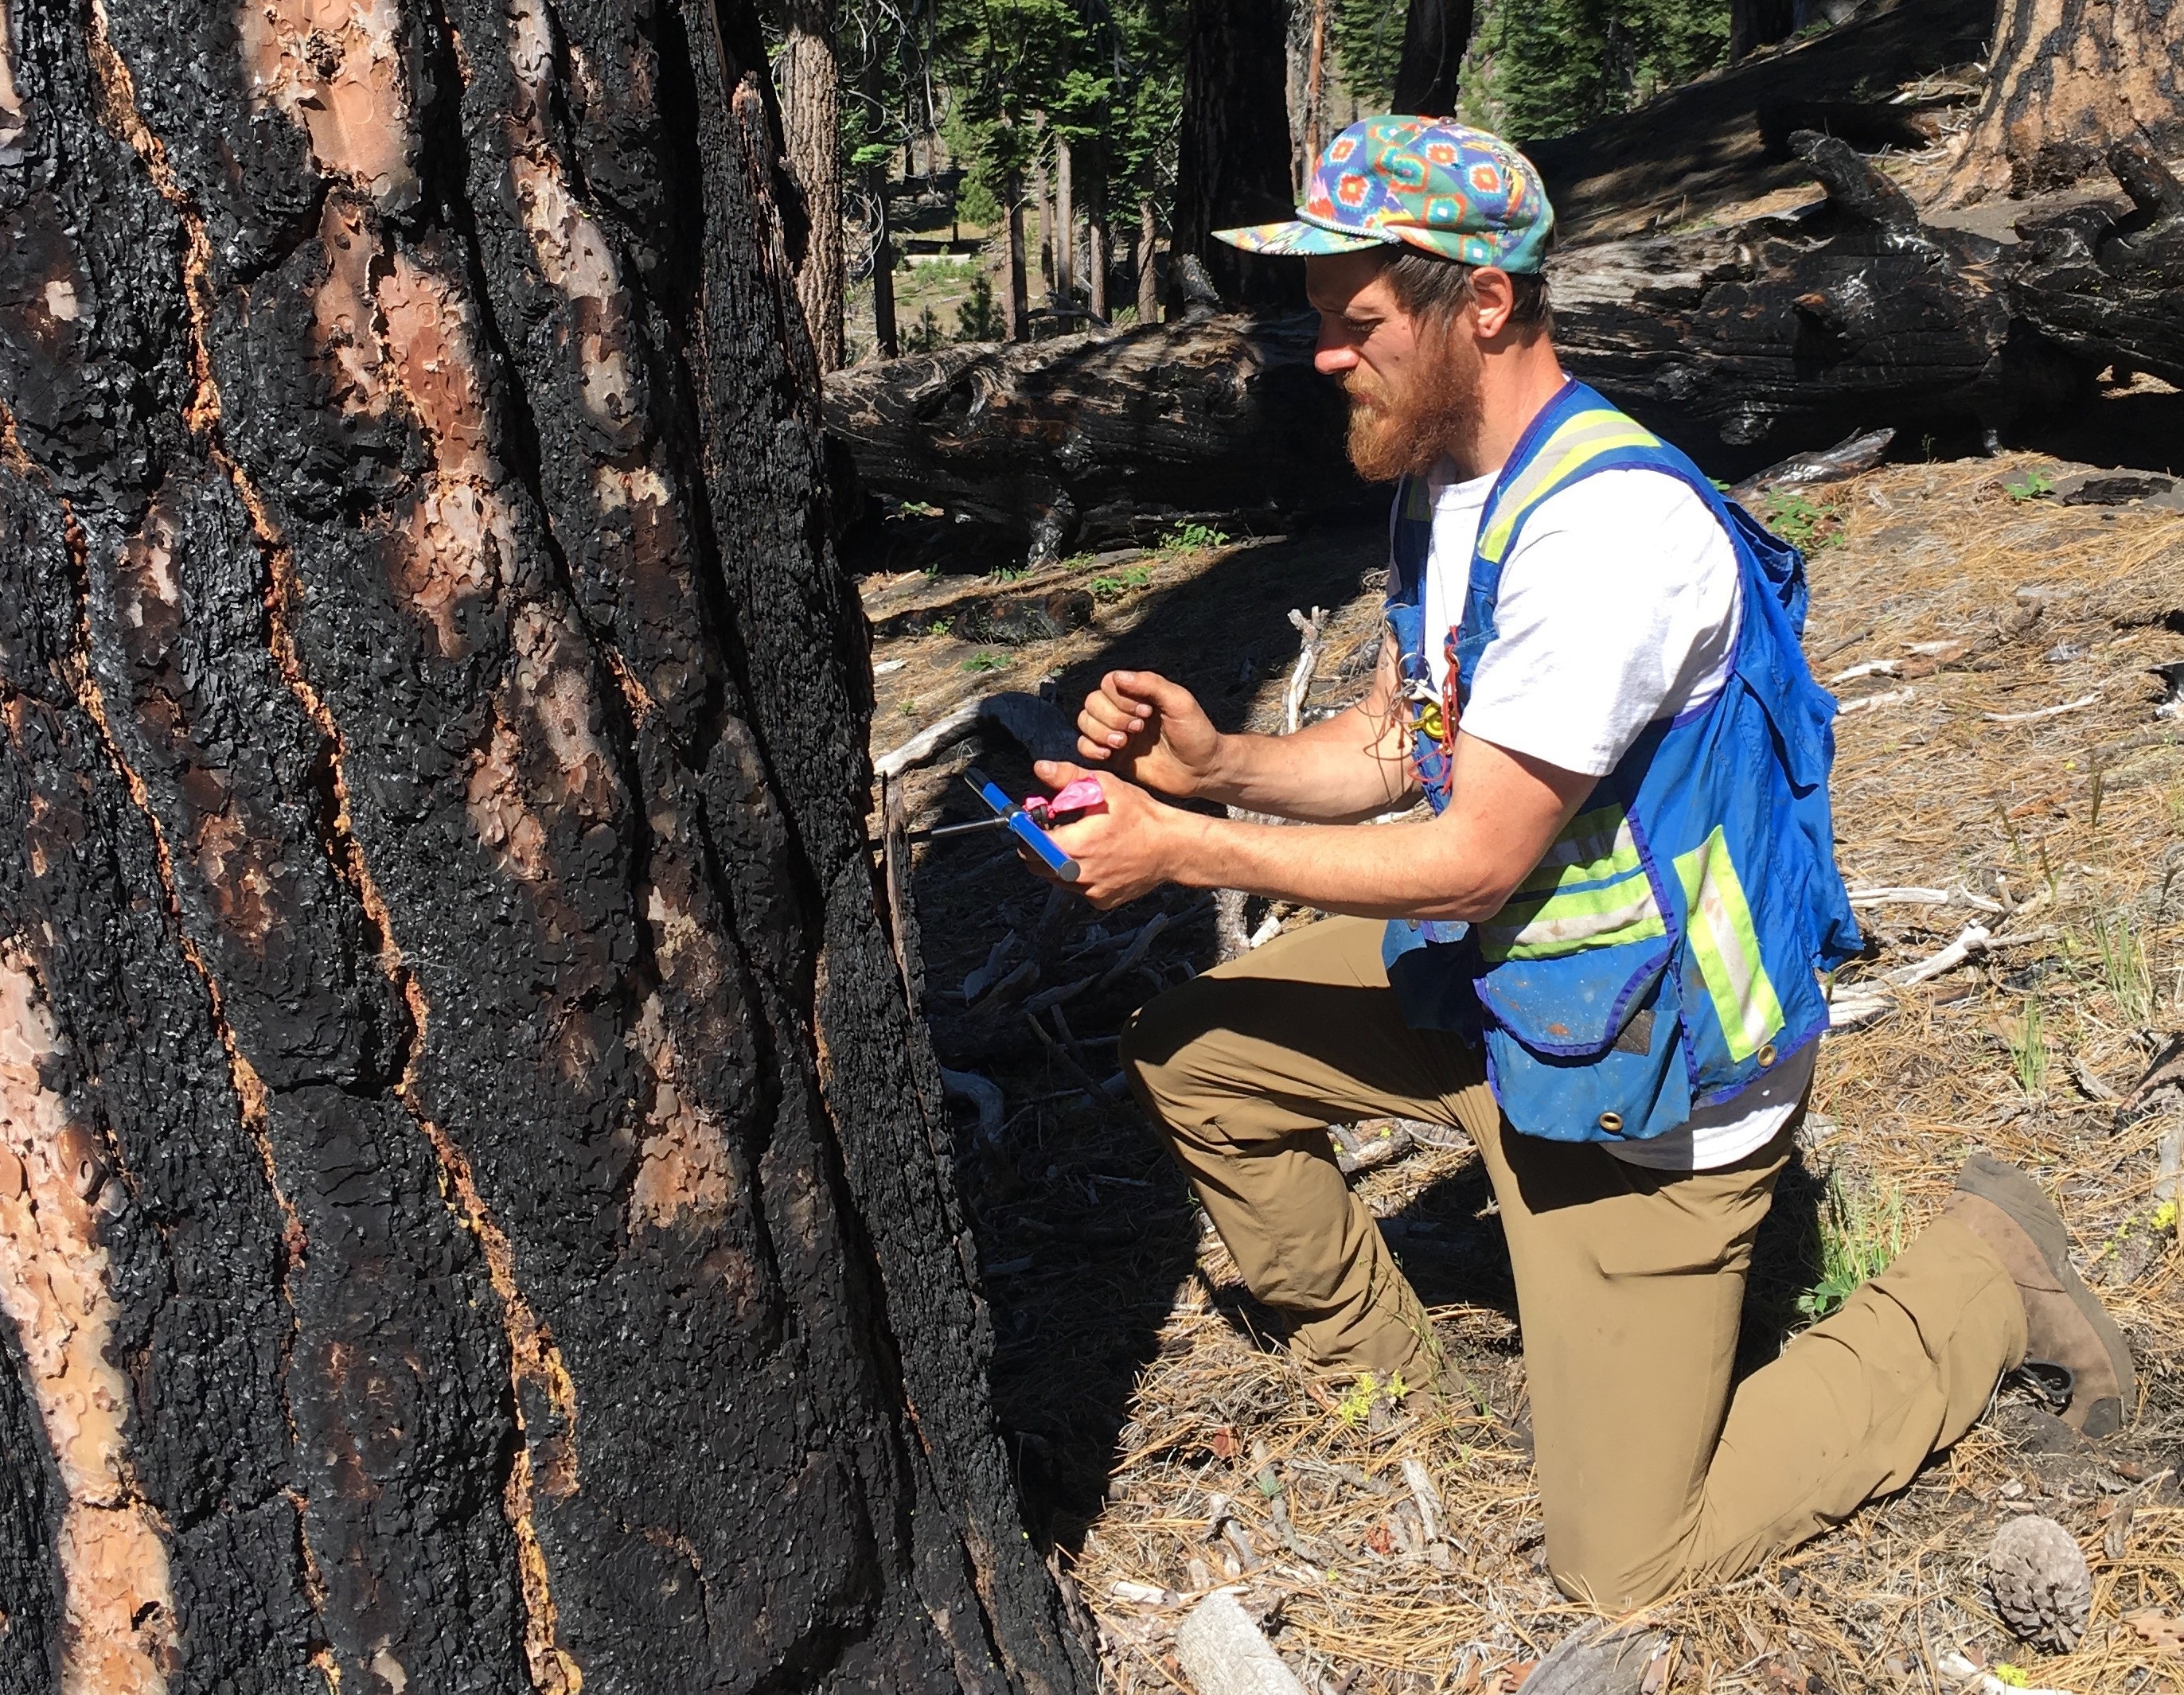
[[1343, 329, 1483, 482]]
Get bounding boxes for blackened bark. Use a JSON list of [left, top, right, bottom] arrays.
[[1729, 0, 1796, 62], [0, 0, 1092, 1689], [1392, 0, 1472, 118], [1172, 0, 1304, 310]]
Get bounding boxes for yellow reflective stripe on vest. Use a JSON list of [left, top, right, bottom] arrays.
[[1478, 412, 1664, 563], [1672, 826, 1785, 1062], [1514, 803, 1644, 898], [1477, 869, 1666, 962]]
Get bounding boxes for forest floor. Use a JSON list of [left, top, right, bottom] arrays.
[[863, 452, 2184, 1693]]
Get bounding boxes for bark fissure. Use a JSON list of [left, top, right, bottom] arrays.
[[69, 14, 586, 1686]]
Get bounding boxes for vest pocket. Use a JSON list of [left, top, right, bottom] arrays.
[[1472, 937, 1694, 1143]]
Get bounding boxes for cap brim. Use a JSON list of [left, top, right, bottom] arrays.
[[1212, 220, 1388, 256]]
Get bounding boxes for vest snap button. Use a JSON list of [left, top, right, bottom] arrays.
[[1757, 1042, 1777, 1068], [1597, 1111, 1624, 1134]]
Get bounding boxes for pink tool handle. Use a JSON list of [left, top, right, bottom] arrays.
[[1047, 777, 1107, 813]]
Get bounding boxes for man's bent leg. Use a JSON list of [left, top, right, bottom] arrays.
[[1461, 1093, 2027, 1607], [1682, 1212, 2026, 1588], [1453, 1100, 1792, 1610], [1121, 917, 1480, 1389]]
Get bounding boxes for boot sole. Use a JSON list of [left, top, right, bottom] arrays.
[[1956, 1153, 2135, 1436]]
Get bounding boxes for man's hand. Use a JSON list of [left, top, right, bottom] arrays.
[[1074, 670, 1223, 799], [1030, 761, 1198, 910]]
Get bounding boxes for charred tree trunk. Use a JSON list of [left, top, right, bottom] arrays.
[[0, 0, 1091, 1690], [1172, 0, 1303, 310], [779, 0, 847, 368], [1136, 197, 1160, 322], [1729, 0, 1796, 63], [1942, 0, 2184, 204], [1391, 0, 1473, 118], [1008, 187, 1032, 340]]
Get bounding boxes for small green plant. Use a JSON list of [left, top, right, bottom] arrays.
[[2092, 912, 2154, 1023], [898, 500, 942, 518], [1991, 1666, 2032, 1689], [1332, 1370, 1409, 1426], [1760, 490, 1841, 552], [961, 650, 1009, 673], [1090, 564, 1153, 600], [989, 563, 1031, 583], [1157, 521, 1229, 553], [898, 698, 918, 717], [925, 617, 954, 637], [2005, 996, 2049, 1097], [2003, 468, 2054, 502], [1798, 1169, 1905, 1320]]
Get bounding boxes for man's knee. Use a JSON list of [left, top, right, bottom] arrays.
[[1117, 977, 1222, 1132], [1546, 1528, 1684, 1613]]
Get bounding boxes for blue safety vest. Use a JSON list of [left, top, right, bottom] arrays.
[[1381, 381, 1862, 1144]]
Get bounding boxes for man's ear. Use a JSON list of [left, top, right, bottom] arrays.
[[1468, 267, 1516, 340]]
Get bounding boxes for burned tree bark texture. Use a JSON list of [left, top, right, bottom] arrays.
[[831, 132, 2184, 555], [1171, 0, 1304, 311], [1942, 0, 2184, 205], [826, 314, 1372, 563], [0, 0, 1090, 1691]]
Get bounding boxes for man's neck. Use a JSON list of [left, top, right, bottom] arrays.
[[1437, 340, 1570, 484]]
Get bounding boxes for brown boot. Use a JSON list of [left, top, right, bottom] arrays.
[[1945, 1152, 2135, 1437]]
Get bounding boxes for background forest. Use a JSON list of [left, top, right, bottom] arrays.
[[765, 0, 1765, 362]]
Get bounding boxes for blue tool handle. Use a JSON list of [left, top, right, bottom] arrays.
[[972, 773, 1081, 882]]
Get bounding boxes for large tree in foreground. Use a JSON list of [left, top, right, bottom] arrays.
[[0, 0, 1090, 1689], [1943, 0, 2184, 203]]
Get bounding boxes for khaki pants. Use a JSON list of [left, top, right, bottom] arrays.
[[1121, 917, 2028, 1608]]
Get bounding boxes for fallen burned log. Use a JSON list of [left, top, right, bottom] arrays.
[[830, 134, 2183, 563], [827, 312, 1374, 566]]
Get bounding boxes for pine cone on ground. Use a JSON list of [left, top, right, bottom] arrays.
[[1988, 1514, 2092, 1651]]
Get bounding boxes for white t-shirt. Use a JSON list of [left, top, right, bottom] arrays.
[[1420, 457, 1813, 1171]]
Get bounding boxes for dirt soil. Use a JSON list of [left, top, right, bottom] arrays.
[[864, 458, 2184, 1693]]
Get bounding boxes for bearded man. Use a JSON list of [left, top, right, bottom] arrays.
[[1031, 119, 2134, 1608]]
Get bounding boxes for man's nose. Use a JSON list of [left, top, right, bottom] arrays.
[[1313, 321, 1359, 376]]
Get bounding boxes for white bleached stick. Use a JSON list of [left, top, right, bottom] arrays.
[[1174, 1590, 1308, 1695], [1983, 692, 2097, 725]]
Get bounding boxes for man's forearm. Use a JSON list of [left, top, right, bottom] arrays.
[[1198, 703, 1415, 821], [1162, 810, 1507, 922]]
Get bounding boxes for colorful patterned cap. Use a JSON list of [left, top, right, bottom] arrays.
[[1215, 116, 1554, 273]]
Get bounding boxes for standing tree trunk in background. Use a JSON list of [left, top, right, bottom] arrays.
[[1942, 0, 2184, 203], [872, 162, 901, 356], [1008, 185, 1033, 338], [1055, 134, 1077, 308], [1172, 0, 1302, 309], [1082, 138, 1110, 321], [1137, 197, 1161, 321], [1391, 0, 1472, 116], [0, 0, 1093, 1689], [1728, 0, 1796, 62], [1303, 0, 1330, 163], [1033, 146, 1055, 297], [778, 0, 846, 368]]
